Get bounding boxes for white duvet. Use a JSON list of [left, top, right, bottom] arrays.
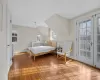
[[28, 46, 55, 54]]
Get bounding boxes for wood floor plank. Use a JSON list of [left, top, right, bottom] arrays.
[[8, 53, 100, 80]]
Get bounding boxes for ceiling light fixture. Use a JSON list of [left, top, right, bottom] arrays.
[[34, 22, 38, 28]]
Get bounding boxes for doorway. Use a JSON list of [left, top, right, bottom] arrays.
[[77, 17, 94, 65], [94, 14, 100, 68]]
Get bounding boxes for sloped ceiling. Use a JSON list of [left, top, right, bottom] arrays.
[[8, 0, 100, 27]]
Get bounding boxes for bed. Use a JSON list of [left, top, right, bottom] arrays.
[[28, 41, 56, 60]]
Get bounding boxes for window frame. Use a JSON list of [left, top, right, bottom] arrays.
[[50, 30, 56, 40], [12, 31, 18, 44]]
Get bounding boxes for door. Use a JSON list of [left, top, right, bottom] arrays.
[[7, 8, 12, 70], [94, 14, 100, 68], [77, 17, 94, 65]]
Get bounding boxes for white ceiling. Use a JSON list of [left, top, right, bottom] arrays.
[[8, 0, 100, 27]]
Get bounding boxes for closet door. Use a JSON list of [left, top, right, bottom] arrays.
[[77, 17, 94, 65], [94, 14, 100, 68]]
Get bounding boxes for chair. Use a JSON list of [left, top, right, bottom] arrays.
[[57, 41, 72, 62]]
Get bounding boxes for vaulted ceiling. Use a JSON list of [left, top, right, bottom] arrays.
[[8, 0, 100, 27]]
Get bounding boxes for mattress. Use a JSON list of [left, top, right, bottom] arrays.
[[28, 46, 55, 54]]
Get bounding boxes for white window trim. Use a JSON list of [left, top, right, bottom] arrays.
[[50, 30, 56, 40]]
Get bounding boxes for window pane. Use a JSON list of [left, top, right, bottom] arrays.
[[87, 28, 91, 36], [97, 26, 100, 34], [87, 28, 91, 32], [83, 29, 86, 35], [80, 36, 87, 40], [87, 32, 91, 36], [80, 50, 86, 57], [79, 23, 83, 28], [80, 29, 83, 35], [12, 37, 17, 42], [86, 44, 91, 51], [87, 35, 91, 40], [80, 37, 83, 40], [97, 54, 100, 62], [80, 40, 85, 44], [80, 44, 84, 49], [37, 35, 41, 41], [50, 30, 56, 40], [98, 18, 100, 25], [83, 22, 86, 28], [97, 45, 100, 52], [87, 20, 91, 28], [97, 35, 100, 43], [87, 52, 91, 58]]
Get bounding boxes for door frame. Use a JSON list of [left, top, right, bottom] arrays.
[[76, 16, 94, 66], [94, 13, 100, 68], [6, 7, 12, 72]]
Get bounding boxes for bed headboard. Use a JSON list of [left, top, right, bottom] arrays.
[[47, 40, 57, 47]]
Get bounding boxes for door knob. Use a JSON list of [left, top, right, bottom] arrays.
[[7, 45, 10, 46]]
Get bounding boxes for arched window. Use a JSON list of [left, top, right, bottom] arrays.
[[37, 35, 41, 42], [50, 30, 56, 40]]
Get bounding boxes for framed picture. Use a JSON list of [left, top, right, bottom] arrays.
[[12, 31, 18, 44]]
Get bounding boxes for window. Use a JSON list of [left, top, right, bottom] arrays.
[[37, 35, 41, 42], [50, 30, 56, 40], [12, 31, 17, 43]]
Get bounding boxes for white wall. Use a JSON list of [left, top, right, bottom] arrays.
[[0, 0, 8, 80], [12, 25, 45, 53], [37, 27, 49, 41], [45, 14, 70, 42]]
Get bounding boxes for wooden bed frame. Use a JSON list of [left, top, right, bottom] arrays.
[[28, 40, 57, 61], [28, 50, 55, 61]]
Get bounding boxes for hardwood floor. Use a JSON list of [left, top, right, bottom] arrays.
[[8, 53, 100, 80]]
